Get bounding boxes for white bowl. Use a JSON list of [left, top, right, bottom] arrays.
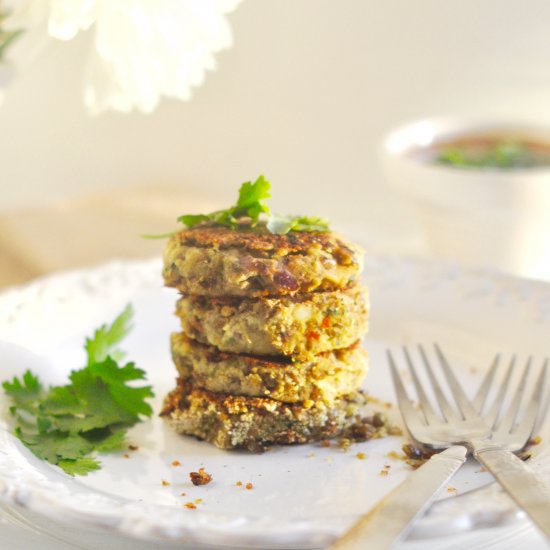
[[381, 117, 550, 280]]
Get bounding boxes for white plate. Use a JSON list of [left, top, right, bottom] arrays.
[[0, 256, 549, 549]]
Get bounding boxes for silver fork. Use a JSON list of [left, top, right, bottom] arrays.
[[329, 346, 550, 550], [396, 345, 550, 540], [472, 353, 549, 451]]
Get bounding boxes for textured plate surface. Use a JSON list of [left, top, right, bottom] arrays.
[[0, 256, 549, 549]]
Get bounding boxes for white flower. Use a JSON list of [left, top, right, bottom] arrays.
[[6, 0, 242, 114]]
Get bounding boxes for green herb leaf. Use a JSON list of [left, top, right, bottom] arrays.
[[85, 304, 133, 364], [177, 175, 272, 230], [290, 216, 331, 232], [57, 457, 101, 476], [15, 428, 95, 463], [171, 175, 330, 235], [3, 305, 153, 476], [141, 231, 177, 240], [235, 175, 271, 225], [267, 214, 330, 235], [3, 370, 44, 413], [177, 214, 212, 229], [72, 358, 154, 419], [93, 430, 127, 452], [436, 141, 541, 169]]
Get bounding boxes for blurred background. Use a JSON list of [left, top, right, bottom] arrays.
[[2, 0, 550, 287]]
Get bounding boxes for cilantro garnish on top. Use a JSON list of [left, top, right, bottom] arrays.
[[2, 305, 154, 476], [145, 175, 330, 237]]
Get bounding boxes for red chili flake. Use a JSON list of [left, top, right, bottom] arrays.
[[184, 502, 196, 509], [245, 483, 254, 490], [306, 330, 321, 341], [321, 316, 331, 329]]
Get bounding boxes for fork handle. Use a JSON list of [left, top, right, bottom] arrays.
[[328, 446, 468, 550], [474, 445, 550, 540]]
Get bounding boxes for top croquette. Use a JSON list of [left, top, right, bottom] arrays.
[[163, 224, 364, 297]]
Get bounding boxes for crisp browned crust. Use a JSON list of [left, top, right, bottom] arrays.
[[172, 225, 356, 256], [175, 285, 369, 359], [163, 226, 364, 297], [170, 332, 368, 404], [161, 379, 367, 451]]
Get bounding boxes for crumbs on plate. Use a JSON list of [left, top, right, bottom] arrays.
[[336, 411, 402, 452], [190, 467, 212, 486]]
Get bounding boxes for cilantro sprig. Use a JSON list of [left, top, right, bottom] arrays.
[[144, 175, 330, 237], [2, 305, 154, 476], [179, 175, 272, 230]]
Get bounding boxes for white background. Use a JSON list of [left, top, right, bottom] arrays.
[[1, 0, 550, 225]]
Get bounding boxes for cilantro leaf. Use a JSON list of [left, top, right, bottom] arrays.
[[236, 176, 271, 209], [178, 214, 211, 228], [57, 457, 101, 476], [171, 175, 330, 234], [2, 306, 153, 476], [41, 377, 137, 435], [16, 428, 95, 463], [235, 175, 271, 224], [92, 430, 127, 452], [267, 214, 330, 235], [177, 176, 272, 230], [141, 231, 177, 240], [67, 358, 153, 424], [2, 370, 44, 413], [85, 304, 133, 364], [38, 385, 80, 415]]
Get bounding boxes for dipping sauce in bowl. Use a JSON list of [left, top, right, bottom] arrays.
[[382, 118, 550, 280], [425, 134, 550, 169]]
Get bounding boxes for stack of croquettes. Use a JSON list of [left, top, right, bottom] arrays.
[[161, 224, 369, 451]]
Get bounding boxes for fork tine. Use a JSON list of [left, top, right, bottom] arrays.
[[418, 345, 460, 422], [403, 346, 439, 425], [472, 354, 500, 413], [433, 343, 478, 419], [497, 357, 532, 432], [509, 360, 547, 445], [387, 350, 427, 434], [485, 355, 516, 428]]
